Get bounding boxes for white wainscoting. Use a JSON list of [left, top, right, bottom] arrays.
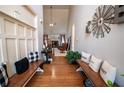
[[0, 16, 3, 64], [19, 39, 26, 59], [0, 39, 3, 63], [0, 17, 2, 34], [27, 39, 33, 54], [0, 11, 36, 77], [6, 38, 17, 76], [18, 24, 25, 37], [4, 19, 16, 35]]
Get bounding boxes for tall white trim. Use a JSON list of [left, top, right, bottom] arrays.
[[72, 24, 75, 51]]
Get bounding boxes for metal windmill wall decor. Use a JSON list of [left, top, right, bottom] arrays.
[[87, 5, 115, 38]]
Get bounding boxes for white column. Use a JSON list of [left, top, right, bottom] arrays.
[[72, 24, 75, 51]]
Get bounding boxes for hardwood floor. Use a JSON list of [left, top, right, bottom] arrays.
[[26, 56, 86, 87]]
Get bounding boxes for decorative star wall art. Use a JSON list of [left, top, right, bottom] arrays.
[[88, 5, 115, 38]]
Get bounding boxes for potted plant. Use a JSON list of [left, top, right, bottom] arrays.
[[66, 51, 81, 64], [121, 74, 124, 76]]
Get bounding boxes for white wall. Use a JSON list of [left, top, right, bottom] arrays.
[[69, 5, 124, 86], [3, 5, 44, 59], [43, 8, 69, 35], [0, 11, 36, 77], [0, 5, 43, 77], [31, 5, 43, 58], [0, 5, 35, 26]]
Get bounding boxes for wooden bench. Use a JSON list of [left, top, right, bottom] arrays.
[[8, 60, 44, 87], [77, 59, 107, 87]]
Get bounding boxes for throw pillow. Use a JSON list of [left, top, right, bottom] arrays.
[[28, 52, 39, 63], [15, 57, 29, 74], [100, 61, 116, 85], [89, 55, 102, 72], [81, 51, 91, 63], [0, 65, 8, 87]]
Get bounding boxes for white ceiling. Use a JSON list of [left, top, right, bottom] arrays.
[[43, 5, 70, 36], [43, 5, 70, 9]]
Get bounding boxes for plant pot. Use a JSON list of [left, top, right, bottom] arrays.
[[69, 60, 77, 64]]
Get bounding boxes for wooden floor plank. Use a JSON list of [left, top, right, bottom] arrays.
[[26, 56, 86, 87]]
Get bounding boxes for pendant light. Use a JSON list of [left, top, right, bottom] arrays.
[[49, 6, 56, 27], [49, 6, 53, 27]]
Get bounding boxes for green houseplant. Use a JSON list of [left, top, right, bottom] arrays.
[[121, 74, 124, 76], [66, 51, 81, 64]]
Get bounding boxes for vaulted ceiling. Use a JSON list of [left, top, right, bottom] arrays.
[[43, 5, 70, 36]]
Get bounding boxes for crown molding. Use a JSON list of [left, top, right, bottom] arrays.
[[23, 5, 36, 16]]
